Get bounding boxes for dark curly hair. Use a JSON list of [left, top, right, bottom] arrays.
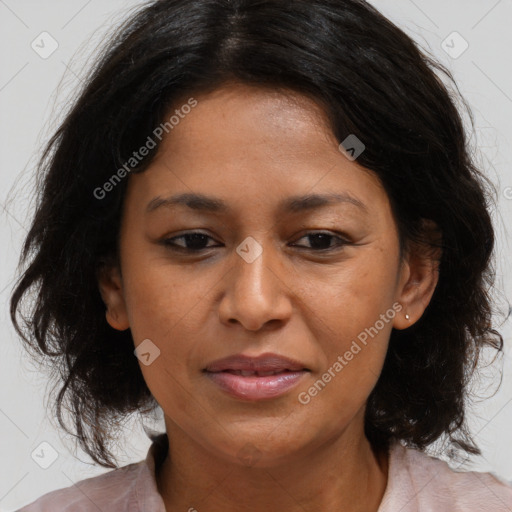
[[10, 0, 504, 468]]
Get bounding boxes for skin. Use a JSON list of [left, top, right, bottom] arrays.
[[98, 82, 440, 512]]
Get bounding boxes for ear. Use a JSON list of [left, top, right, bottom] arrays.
[[393, 219, 442, 330], [97, 258, 130, 331]]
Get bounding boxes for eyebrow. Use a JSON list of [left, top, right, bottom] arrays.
[[145, 192, 368, 215]]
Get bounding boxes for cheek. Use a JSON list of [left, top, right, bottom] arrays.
[[298, 244, 399, 341], [119, 259, 206, 398], [297, 281, 393, 430], [126, 276, 206, 380], [122, 251, 205, 340], [295, 246, 397, 395]]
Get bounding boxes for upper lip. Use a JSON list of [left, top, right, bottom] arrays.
[[204, 353, 309, 373]]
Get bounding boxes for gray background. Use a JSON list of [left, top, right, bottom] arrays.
[[1, 1, 511, 510]]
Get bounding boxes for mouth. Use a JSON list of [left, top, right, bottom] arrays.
[[203, 352, 309, 373], [203, 353, 310, 401], [216, 369, 300, 376]]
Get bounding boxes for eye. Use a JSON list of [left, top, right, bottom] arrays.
[[161, 232, 221, 252], [291, 231, 350, 251], [160, 230, 350, 253]]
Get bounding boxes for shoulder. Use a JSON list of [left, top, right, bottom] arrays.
[[17, 461, 145, 511], [380, 442, 512, 512]]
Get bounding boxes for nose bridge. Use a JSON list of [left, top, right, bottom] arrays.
[[218, 236, 291, 330], [236, 238, 274, 296]]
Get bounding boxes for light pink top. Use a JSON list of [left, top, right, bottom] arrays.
[[18, 434, 512, 511]]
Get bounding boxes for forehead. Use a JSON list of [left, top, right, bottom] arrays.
[[164, 83, 337, 163], [124, 82, 389, 219]]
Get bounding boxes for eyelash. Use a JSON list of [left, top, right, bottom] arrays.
[[160, 231, 351, 253]]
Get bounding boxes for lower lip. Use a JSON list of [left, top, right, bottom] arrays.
[[205, 370, 308, 400]]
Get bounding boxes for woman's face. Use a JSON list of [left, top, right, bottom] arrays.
[[99, 82, 435, 467]]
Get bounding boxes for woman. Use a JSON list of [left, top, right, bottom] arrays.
[[11, 0, 512, 510]]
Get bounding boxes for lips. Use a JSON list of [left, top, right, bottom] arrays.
[[203, 353, 309, 373], [203, 353, 310, 401], [222, 369, 292, 377]]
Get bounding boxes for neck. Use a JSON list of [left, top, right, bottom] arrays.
[[156, 411, 389, 512]]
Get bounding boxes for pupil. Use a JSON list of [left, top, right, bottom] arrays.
[[309, 234, 331, 249], [186, 233, 208, 249]]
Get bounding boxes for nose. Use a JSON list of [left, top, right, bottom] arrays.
[[218, 241, 293, 332]]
